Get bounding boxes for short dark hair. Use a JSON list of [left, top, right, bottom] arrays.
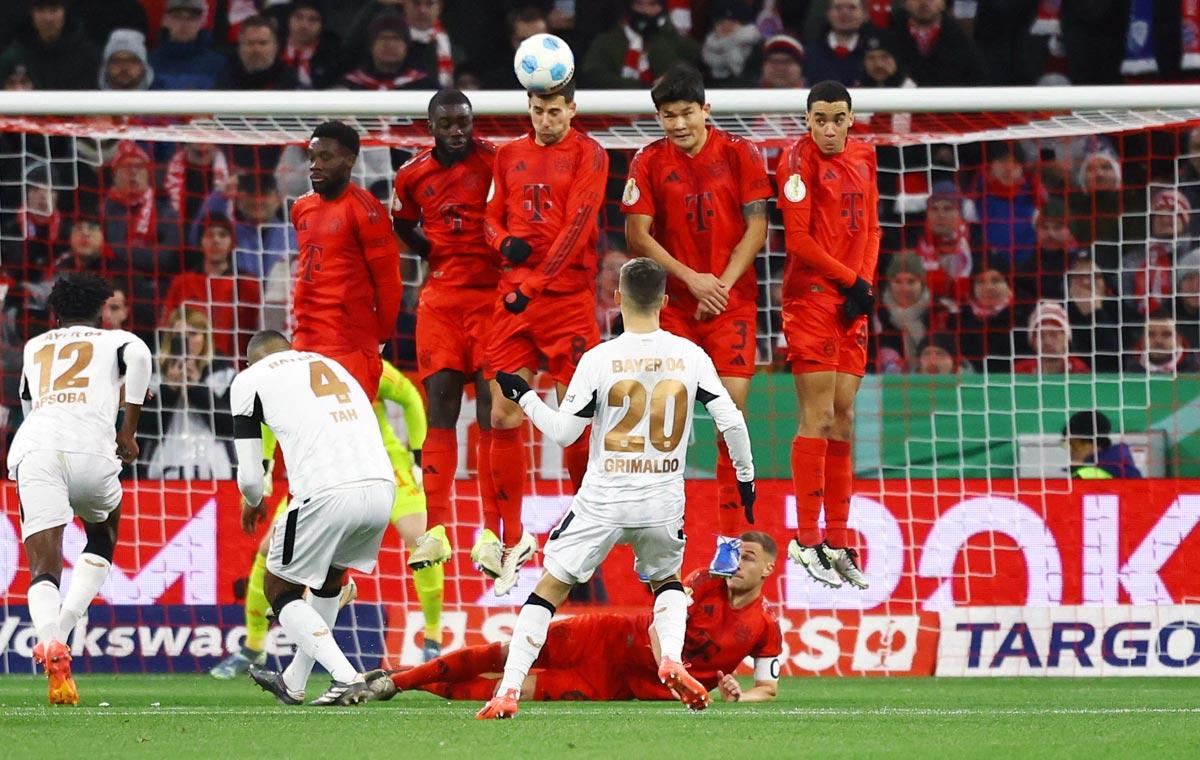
[[651, 64, 705, 110], [509, 4, 547, 29], [247, 329, 291, 357], [428, 89, 472, 121], [240, 14, 278, 41], [741, 531, 778, 559], [619, 257, 667, 310], [48, 273, 113, 323], [311, 120, 360, 156], [807, 79, 852, 111], [529, 77, 575, 103]]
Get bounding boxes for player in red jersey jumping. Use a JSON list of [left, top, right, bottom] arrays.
[[291, 120, 403, 401], [392, 90, 503, 580], [481, 79, 609, 596], [622, 64, 770, 578], [776, 81, 879, 591], [359, 531, 782, 704]]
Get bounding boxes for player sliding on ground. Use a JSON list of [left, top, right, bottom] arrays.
[[623, 64, 770, 577], [777, 80, 879, 591], [8, 273, 152, 705], [481, 77, 609, 596], [475, 258, 756, 719], [359, 532, 781, 705], [392, 90, 504, 583], [233, 331, 396, 706]]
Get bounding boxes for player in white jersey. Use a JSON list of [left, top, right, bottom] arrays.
[[229, 330, 396, 707], [7, 273, 152, 705], [476, 258, 756, 720]]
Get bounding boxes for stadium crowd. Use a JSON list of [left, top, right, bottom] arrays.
[[3, 0, 1200, 468]]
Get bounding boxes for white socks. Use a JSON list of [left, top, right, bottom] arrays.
[[28, 579, 62, 648], [498, 601, 553, 695], [278, 598, 356, 686], [282, 591, 341, 693], [58, 553, 111, 641], [653, 588, 688, 663]]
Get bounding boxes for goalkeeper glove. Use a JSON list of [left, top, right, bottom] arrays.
[[737, 479, 756, 525], [840, 277, 875, 321], [496, 371, 533, 403], [500, 236, 533, 264], [262, 458, 275, 498], [503, 288, 531, 314]]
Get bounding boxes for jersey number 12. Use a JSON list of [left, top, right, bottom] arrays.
[[32, 342, 93, 396]]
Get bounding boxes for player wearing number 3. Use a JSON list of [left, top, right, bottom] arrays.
[[476, 258, 756, 720]]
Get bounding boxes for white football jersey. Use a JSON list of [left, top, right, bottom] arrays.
[[229, 350, 393, 498], [526, 329, 750, 527], [8, 325, 151, 472]]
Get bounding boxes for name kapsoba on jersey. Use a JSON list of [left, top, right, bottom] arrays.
[[32, 390, 88, 410]]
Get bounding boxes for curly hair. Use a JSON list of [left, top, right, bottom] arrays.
[[47, 273, 114, 324]]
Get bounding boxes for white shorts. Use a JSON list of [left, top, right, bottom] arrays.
[[542, 508, 686, 585], [14, 450, 122, 541], [266, 480, 395, 589]]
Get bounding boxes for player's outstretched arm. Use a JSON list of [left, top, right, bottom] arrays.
[[116, 337, 153, 464], [626, 213, 729, 315], [497, 362, 596, 448], [378, 360, 428, 453]]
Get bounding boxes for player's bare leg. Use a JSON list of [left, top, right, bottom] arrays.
[[820, 372, 868, 589], [711, 375, 751, 577], [24, 524, 77, 705], [788, 369, 843, 587], [488, 368, 538, 596]]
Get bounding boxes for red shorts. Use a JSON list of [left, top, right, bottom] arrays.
[[783, 295, 868, 376], [415, 286, 494, 381], [294, 342, 383, 399], [659, 301, 757, 378], [528, 614, 646, 701], [485, 290, 600, 386]]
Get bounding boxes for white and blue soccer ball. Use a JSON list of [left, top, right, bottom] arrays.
[[514, 33, 575, 93]]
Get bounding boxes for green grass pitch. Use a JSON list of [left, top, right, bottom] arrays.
[[0, 675, 1196, 759]]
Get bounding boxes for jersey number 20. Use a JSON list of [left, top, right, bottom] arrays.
[[604, 379, 687, 454]]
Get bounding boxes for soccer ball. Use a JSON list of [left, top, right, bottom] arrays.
[[513, 33, 575, 93]]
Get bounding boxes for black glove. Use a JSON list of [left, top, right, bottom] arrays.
[[840, 277, 875, 321], [496, 371, 533, 403], [737, 479, 756, 525], [503, 288, 531, 314], [411, 449, 421, 468], [501, 236, 533, 264]]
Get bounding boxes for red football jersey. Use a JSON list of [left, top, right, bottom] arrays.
[[776, 135, 881, 305], [483, 128, 608, 296], [391, 138, 500, 292], [621, 128, 772, 312], [290, 183, 402, 355]]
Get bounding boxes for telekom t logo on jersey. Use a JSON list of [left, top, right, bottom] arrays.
[[685, 192, 715, 233], [841, 191, 865, 231], [523, 184, 552, 221]]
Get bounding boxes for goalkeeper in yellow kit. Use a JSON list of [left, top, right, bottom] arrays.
[[211, 360, 450, 678]]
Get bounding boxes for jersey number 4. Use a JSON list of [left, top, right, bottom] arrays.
[[32, 342, 93, 395], [604, 379, 687, 454], [309, 360, 351, 404]]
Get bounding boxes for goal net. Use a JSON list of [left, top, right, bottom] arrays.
[[2, 88, 1200, 678]]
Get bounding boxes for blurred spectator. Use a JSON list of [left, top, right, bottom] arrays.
[[1127, 310, 1200, 374], [192, 173, 293, 278], [760, 34, 804, 88], [946, 256, 1023, 373], [75, 0, 148, 48], [402, 0, 458, 88], [912, 333, 961, 375], [483, 5, 547, 89], [102, 279, 128, 330], [150, 0, 228, 91], [1180, 126, 1200, 230], [890, 0, 988, 87], [216, 14, 299, 90], [103, 141, 182, 274], [596, 246, 631, 337], [1013, 299, 1090, 374], [1015, 197, 1077, 301], [1059, 0, 1130, 85], [856, 25, 915, 88], [164, 143, 231, 226], [2, 164, 61, 282], [1067, 141, 1141, 246], [972, 0, 1042, 85], [873, 252, 938, 374], [454, 63, 482, 90], [1062, 410, 1143, 479], [4, 65, 34, 90], [581, 0, 700, 89], [0, 0, 102, 90], [99, 29, 153, 91], [162, 214, 262, 359], [343, 0, 403, 62], [912, 180, 975, 304], [140, 308, 235, 480], [1129, 188, 1194, 315], [1064, 252, 1127, 373], [1175, 248, 1200, 353], [976, 142, 1039, 269], [343, 11, 438, 90], [49, 218, 156, 336], [280, 0, 344, 89], [702, 0, 762, 87], [804, 0, 869, 87]]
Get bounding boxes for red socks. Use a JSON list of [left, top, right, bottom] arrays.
[[477, 429, 500, 538], [791, 436, 828, 546], [716, 438, 742, 536], [424, 679, 501, 701], [489, 426, 527, 546], [393, 642, 507, 690], [422, 427, 457, 529], [564, 430, 590, 493], [824, 439, 853, 548]]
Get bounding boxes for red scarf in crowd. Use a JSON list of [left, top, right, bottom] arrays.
[[106, 183, 157, 247], [1135, 242, 1176, 314], [1031, 0, 1200, 71], [967, 291, 1013, 321], [409, 21, 454, 88], [282, 42, 317, 87], [344, 67, 431, 90], [667, 0, 692, 35], [622, 24, 654, 83], [915, 220, 973, 299], [164, 147, 229, 216], [18, 207, 62, 243], [907, 19, 941, 57]]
